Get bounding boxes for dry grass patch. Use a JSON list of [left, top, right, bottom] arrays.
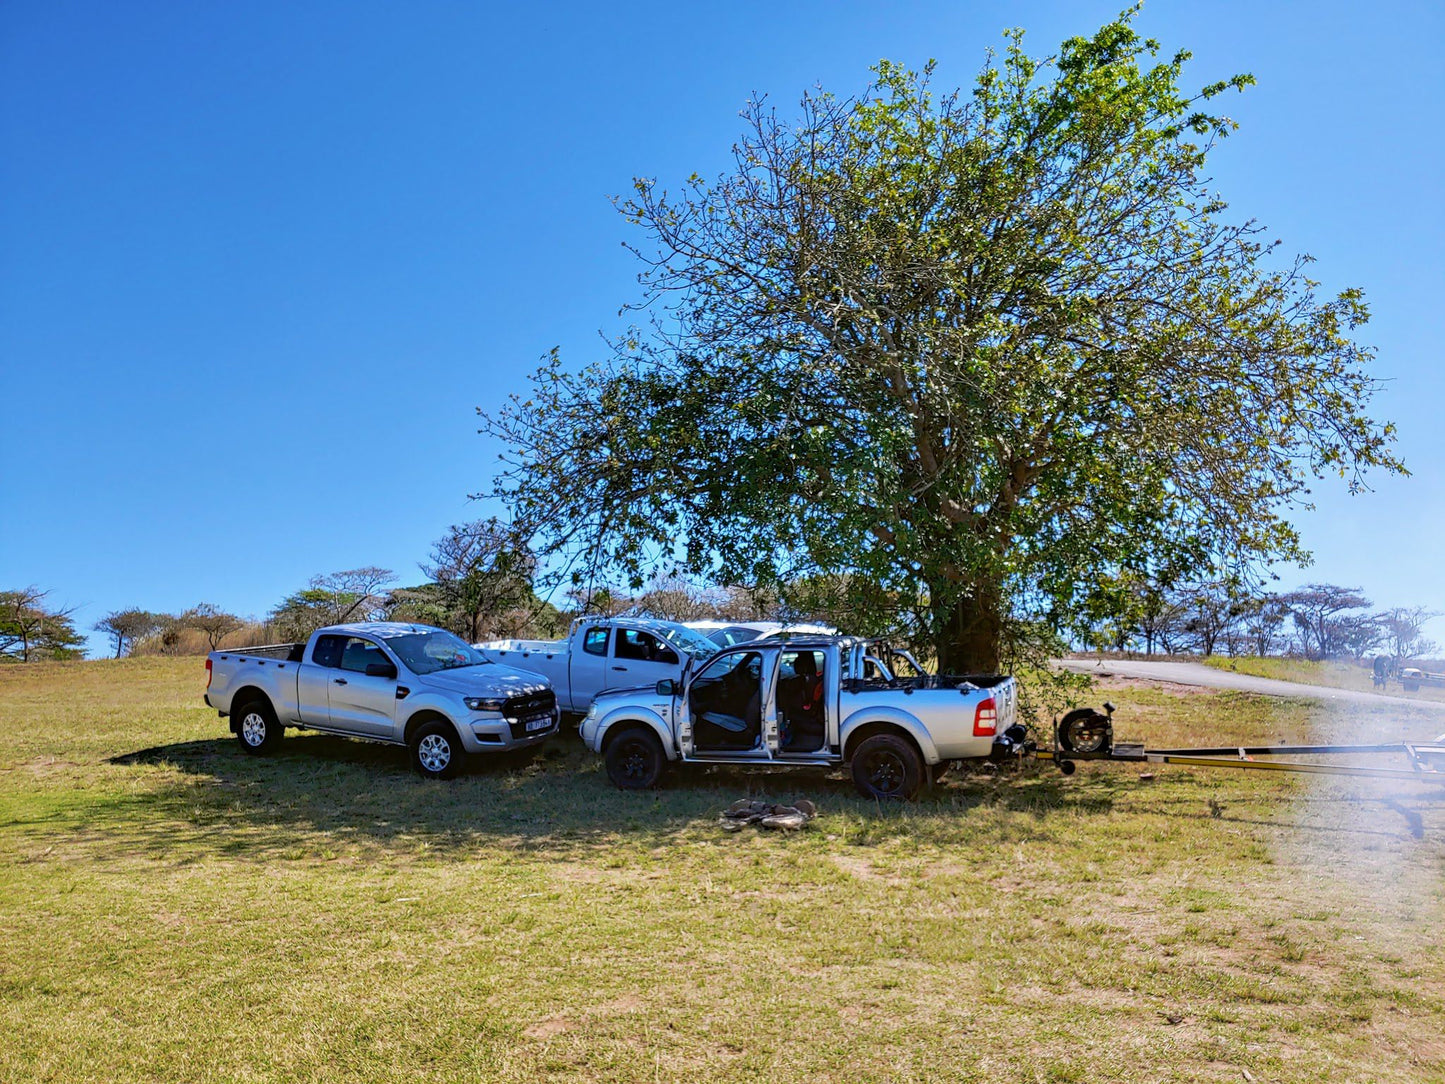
[[1, 657, 1443, 1082]]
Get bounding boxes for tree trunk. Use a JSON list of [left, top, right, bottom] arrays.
[[934, 588, 1003, 675]]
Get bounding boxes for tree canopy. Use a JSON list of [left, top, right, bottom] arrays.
[[482, 12, 1402, 673], [0, 587, 84, 663]]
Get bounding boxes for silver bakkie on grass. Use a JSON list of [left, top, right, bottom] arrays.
[[580, 635, 1018, 799], [205, 622, 559, 778]]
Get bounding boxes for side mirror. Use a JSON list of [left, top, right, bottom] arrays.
[[366, 661, 398, 680], [655, 679, 675, 696]]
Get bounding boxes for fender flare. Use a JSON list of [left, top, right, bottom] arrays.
[[595, 706, 677, 761], [840, 707, 941, 765]]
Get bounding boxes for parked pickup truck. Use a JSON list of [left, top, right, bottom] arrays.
[[580, 635, 1018, 799], [476, 617, 719, 714], [205, 622, 559, 778]]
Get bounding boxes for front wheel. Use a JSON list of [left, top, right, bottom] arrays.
[[850, 733, 924, 800], [409, 720, 466, 780], [605, 728, 666, 790], [235, 700, 283, 755]]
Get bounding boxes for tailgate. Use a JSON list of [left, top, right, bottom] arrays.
[[993, 678, 1018, 732]]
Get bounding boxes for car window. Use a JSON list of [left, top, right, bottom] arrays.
[[311, 635, 345, 668], [339, 637, 387, 674], [583, 627, 610, 656], [616, 629, 679, 664]]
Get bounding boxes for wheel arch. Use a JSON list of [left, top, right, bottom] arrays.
[[228, 686, 273, 733], [597, 711, 674, 760], [404, 709, 459, 745], [841, 712, 937, 766]]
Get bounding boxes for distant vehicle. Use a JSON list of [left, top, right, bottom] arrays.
[[685, 620, 839, 648], [580, 635, 1018, 800], [1398, 666, 1445, 693], [205, 623, 558, 778], [477, 617, 718, 714]]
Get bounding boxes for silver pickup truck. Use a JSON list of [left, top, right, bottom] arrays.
[[477, 616, 718, 714], [205, 622, 559, 778], [580, 635, 1018, 799]]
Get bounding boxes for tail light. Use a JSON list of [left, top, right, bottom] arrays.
[[973, 696, 997, 737], [205, 657, 213, 689]]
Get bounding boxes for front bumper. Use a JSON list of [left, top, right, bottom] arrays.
[[463, 709, 561, 753]]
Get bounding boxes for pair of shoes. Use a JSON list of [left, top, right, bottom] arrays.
[[718, 798, 818, 831]]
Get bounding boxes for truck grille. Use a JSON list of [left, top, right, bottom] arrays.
[[504, 691, 555, 719], [505, 690, 557, 740]]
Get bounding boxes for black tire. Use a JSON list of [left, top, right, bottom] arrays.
[[409, 719, 466, 780], [604, 727, 666, 790], [1057, 709, 1111, 755], [850, 733, 924, 800], [235, 698, 283, 755], [1404, 682, 1421, 693]]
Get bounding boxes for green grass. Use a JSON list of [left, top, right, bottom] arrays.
[[1202, 655, 1445, 702], [2, 657, 1444, 1082]]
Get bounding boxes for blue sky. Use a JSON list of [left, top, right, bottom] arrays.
[[2, 0, 1441, 654]]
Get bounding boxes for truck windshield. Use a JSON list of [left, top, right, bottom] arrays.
[[663, 625, 721, 661], [384, 631, 490, 675]]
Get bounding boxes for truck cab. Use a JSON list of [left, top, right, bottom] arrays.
[[477, 616, 718, 713]]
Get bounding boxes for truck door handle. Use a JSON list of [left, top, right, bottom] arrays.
[[333, 678, 348, 685], [612, 666, 627, 672]]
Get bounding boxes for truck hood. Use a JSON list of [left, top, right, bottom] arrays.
[[417, 665, 550, 699]]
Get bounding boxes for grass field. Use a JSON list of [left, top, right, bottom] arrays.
[[1202, 655, 1445, 704], [2, 658, 1444, 1083]]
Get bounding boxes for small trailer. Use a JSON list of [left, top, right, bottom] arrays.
[[992, 703, 1445, 786]]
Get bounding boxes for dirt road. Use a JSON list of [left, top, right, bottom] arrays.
[[1056, 658, 1445, 715]]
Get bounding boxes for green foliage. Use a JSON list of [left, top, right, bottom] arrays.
[[0, 587, 84, 662], [483, 11, 1401, 675], [268, 567, 395, 642]]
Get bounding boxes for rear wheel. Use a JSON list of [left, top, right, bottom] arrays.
[[850, 733, 924, 800], [409, 720, 465, 780], [235, 699, 283, 755], [605, 728, 665, 790]]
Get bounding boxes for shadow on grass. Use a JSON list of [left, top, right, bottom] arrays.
[[94, 731, 1122, 860]]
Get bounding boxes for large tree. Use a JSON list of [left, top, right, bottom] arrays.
[[399, 520, 543, 642], [0, 587, 84, 662], [268, 567, 395, 641], [482, 14, 1402, 672], [94, 609, 162, 659], [182, 603, 244, 651]]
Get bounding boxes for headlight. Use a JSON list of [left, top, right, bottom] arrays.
[[464, 696, 507, 712]]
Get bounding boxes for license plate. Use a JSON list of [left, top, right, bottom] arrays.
[[524, 715, 553, 733]]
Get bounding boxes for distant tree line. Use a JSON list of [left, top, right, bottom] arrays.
[[1077, 577, 1438, 664], [5, 521, 1438, 668]]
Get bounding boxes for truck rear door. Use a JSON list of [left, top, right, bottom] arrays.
[[565, 625, 612, 711]]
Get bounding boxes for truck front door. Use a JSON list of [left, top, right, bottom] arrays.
[[608, 628, 682, 693], [682, 648, 774, 756]]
